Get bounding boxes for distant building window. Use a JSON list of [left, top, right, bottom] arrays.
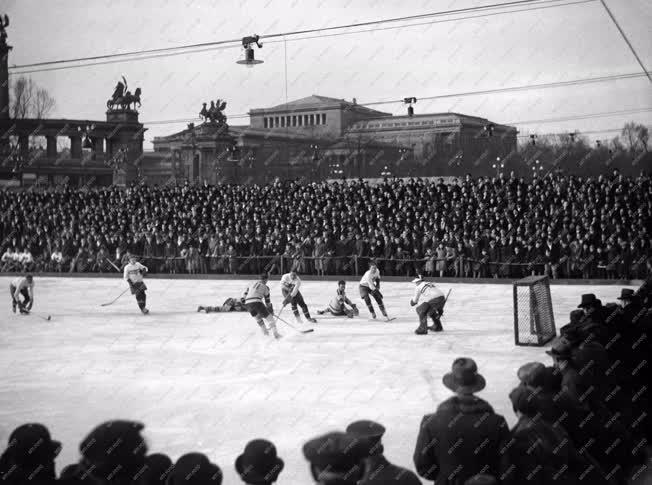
[[292, 115, 297, 126], [287, 115, 291, 126], [316, 114, 321, 125], [275, 117, 279, 127], [298, 115, 303, 126], [322, 113, 326, 125], [264, 118, 268, 128], [309, 114, 314, 125], [304, 115, 309, 126], [281, 117, 285, 127]]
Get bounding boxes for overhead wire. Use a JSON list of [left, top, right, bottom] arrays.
[[9, 0, 590, 73]]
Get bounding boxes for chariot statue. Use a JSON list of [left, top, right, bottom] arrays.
[[199, 99, 227, 126], [107, 76, 142, 111]]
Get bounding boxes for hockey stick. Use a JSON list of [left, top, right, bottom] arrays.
[[101, 287, 130, 307], [29, 312, 52, 321], [105, 258, 121, 272], [273, 312, 315, 333]]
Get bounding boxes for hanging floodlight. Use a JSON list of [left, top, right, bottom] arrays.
[[404, 97, 417, 117], [236, 35, 264, 67]]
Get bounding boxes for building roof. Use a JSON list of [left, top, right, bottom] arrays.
[[249, 94, 391, 117]]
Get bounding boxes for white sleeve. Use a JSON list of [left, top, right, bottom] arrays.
[[123, 265, 129, 281], [291, 278, 301, 296], [412, 285, 421, 304]]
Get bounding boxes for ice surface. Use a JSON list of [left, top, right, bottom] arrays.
[[0, 277, 638, 483]]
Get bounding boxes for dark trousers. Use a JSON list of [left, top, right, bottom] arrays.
[[416, 296, 445, 327], [10, 285, 30, 307], [282, 288, 311, 319]]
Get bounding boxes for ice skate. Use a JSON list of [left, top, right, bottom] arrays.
[[307, 317, 317, 323], [414, 324, 428, 335], [12, 301, 16, 313], [273, 330, 282, 339], [141, 308, 149, 315], [197, 306, 204, 312], [259, 324, 269, 336], [317, 310, 325, 315]]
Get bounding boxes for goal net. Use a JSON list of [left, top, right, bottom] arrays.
[[513, 275, 556, 346]]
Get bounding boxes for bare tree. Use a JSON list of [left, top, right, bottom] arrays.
[[621, 122, 649, 154], [34, 87, 56, 118], [10, 75, 56, 119]]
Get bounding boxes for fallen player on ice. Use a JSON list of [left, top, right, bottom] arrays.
[[197, 297, 248, 313], [317, 280, 359, 318]]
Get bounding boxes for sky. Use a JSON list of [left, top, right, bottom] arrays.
[[4, 0, 652, 150]]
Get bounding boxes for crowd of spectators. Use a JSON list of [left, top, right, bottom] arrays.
[[1, 280, 651, 484], [1, 170, 650, 279]]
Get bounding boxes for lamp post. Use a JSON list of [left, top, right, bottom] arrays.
[[492, 157, 504, 177]]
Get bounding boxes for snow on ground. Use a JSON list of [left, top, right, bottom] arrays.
[[0, 277, 638, 483]]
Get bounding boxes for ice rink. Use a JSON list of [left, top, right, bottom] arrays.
[[0, 277, 642, 483]]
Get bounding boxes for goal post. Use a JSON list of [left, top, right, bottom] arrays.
[[513, 275, 556, 346]]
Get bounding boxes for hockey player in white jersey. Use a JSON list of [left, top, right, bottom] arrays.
[[280, 270, 317, 323], [243, 273, 281, 339], [123, 255, 149, 314], [359, 260, 389, 320], [410, 275, 445, 335]]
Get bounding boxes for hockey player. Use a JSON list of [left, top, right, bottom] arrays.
[[280, 270, 317, 323], [410, 275, 445, 335], [317, 280, 359, 318], [243, 273, 281, 339], [123, 255, 149, 314], [9, 274, 34, 314], [359, 261, 389, 320], [197, 297, 247, 313]]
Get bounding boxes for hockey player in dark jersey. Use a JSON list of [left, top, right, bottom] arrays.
[[317, 280, 359, 318], [197, 297, 247, 313]]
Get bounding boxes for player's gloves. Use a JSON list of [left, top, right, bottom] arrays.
[[439, 308, 444, 316], [282, 295, 292, 306], [267, 303, 274, 315], [410, 300, 416, 307]]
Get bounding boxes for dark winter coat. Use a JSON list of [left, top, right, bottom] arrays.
[[413, 395, 509, 485], [500, 414, 588, 485], [361, 455, 422, 485]]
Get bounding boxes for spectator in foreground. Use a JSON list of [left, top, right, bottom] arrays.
[[0, 423, 62, 485], [141, 453, 173, 484], [413, 358, 509, 484], [345, 420, 421, 484], [501, 385, 592, 485], [60, 420, 148, 485], [303, 431, 366, 485], [234, 439, 284, 485], [167, 453, 222, 485]]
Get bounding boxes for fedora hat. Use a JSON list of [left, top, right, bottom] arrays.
[[617, 288, 635, 300], [545, 336, 573, 358], [442, 358, 486, 394], [235, 439, 284, 485], [577, 294, 599, 308], [5, 423, 61, 465]]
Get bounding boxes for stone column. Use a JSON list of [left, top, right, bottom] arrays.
[[0, 42, 12, 119], [46, 135, 57, 158], [70, 135, 82, 159]]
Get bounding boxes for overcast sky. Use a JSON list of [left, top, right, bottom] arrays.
[[5, 0, 652, 149]]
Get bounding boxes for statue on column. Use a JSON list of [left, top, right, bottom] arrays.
[[0, 15, 9, 48], [107, 75, 142, 111]]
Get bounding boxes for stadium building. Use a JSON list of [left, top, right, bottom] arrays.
[[148, 95, 517, 185]]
